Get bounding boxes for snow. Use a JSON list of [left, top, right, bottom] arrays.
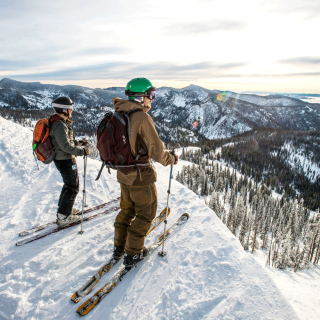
[[173, 95, 187, 108], [254, 251, 320, 320], [224, 92, 301, 107], [0, 116, 310, 320], [0, 101, 9, 107]]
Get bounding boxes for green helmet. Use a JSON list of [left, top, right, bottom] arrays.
[[125, 78, 156, 101]]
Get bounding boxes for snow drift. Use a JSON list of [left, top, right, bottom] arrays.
[[0, 116, 298, 319]]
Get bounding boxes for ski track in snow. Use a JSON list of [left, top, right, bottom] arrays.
[[0, 116, 307, 320]]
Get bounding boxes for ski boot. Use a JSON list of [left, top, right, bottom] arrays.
[[123, 247, 149, 270], [71, 208, 81, 215], [56, 213, 80, 228], [112, 246, 125, 261]]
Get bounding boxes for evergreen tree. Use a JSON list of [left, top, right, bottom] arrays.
[[250, 212, 260, 254], [260, 217, 269, 250], [275, 230, 292, 269], [239, 212, 249, 248], [226, 209, 235, 235]]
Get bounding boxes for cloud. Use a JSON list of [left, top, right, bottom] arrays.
[[79, 47, 132, 56], [163, 20, 247, 36], [264, 0, 320, 19], [3, 60, 248, 82], [278, 57, 320, 67], [286, 5, 320, 18], [5, 62, 320, 86], [3, 57, 319, 83], [0, 60, 38, 71], [222, 72, 320, 78], [129, 61, 247, 73], [0, 46, 133, 73]]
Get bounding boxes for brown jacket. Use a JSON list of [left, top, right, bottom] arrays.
[[112, 97, 175, 186]]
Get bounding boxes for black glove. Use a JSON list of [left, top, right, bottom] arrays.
[[78, 138, 89, 147], [169, 150, 178, 165]]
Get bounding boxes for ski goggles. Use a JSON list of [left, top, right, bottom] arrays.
[[52, 102, 74, 110], [146, 90, 156, 100], [125, 88, 156, 100]]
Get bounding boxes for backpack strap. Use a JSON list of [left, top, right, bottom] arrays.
[[113, 113, 126, 126], [125, 110, 145, 161], [95, 160, 106, 181], [135, 147, 144, 160], [124, 109, 143, 140]]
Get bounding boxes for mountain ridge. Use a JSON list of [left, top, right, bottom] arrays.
[[1, 78, 320, 140]]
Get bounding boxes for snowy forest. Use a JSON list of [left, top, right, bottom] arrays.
[[198, 128, 320, 210], [177, 147, 320, 271]]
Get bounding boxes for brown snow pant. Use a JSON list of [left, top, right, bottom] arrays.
[[114, 182, 157, 255]]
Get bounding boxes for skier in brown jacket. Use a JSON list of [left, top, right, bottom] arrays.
[[112, 78, 178, 269]]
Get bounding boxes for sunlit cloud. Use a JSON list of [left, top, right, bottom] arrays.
[[5, 60, 249, 81], [163, 20, 247, 36], [265, 0, 320, 19], [278, 57, 320, 66]]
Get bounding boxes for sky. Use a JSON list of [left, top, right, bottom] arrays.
[[0, 0, 319, 93]]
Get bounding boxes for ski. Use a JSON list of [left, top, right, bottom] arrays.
[[16, 205, 120, 246], [77, 213, 189, 316], [70, 207, 171, 303], [19, 198, 120, 237]]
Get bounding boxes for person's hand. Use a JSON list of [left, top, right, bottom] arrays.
[[79, 138, 89, 146], [169, 150, 178, 165], [84, 146, 91, 156]]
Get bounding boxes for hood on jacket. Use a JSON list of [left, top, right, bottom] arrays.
[[49, 114, 63, 125], [112, 97, 150, 113], [49, 113, 72, 125]]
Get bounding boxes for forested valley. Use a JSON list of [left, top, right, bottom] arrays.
[[195, 128, 320, 210], [177, 135, 320, 270]]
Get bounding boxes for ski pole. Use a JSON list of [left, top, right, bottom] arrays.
[[84, 154, 88, 207], [79, 155, 87, 234], [32, 150, 40, 170], [158, 163, 174, 256]]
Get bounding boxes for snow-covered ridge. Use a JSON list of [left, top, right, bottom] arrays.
[[151, 86, 320, 139], [224, 91, 304, 107], [1, 78, 320, 140], [0, 116, 298, 319]]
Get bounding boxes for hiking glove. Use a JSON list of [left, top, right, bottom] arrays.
[[169, 150, 178, 165], [78, 138, 89, 146], [84, 146, 91, 155]]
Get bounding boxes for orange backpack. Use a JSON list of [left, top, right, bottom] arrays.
[[32, 118, 55, 164]]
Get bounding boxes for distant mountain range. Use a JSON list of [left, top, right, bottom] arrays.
[[1, 78, 319, 140], [151, 85, 320, 139]]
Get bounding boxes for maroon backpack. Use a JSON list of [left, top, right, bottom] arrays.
[[95, 110, 150, 180]]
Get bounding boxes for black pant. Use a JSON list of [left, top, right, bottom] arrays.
[[54, 158, 79, 216]]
